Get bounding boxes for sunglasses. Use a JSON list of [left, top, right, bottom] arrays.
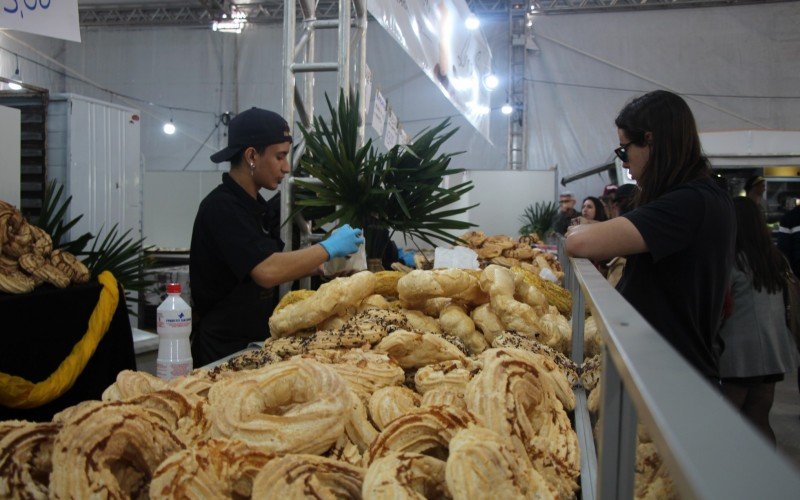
[[614, 141, 634, 163]]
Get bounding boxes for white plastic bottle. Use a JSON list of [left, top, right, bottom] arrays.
[[156, 282, 192, 380]]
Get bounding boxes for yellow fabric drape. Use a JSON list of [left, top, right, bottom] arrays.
[[0, 271, 119, 409]]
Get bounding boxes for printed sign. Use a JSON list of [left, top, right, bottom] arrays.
[[372, 90, 387, 135], [384, 108, 398, 150], [1, 0, 81, 42], [368, 0, 491, 139]]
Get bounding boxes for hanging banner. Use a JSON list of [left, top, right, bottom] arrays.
[[372, 89, 387, 135], [368, 0, 491, 140], [384, 108, 399, 150], [1, 0, 81, 42], [365, 65, 374, 114]]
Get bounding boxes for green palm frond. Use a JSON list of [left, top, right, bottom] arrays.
[[34, 180, 93, 254], [519, 201, 559, 236]]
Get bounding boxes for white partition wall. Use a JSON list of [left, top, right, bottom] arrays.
[[0, 105, 21, 207], [463, 169, 557, 237]]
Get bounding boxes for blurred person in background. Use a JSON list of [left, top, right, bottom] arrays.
[[579, 196, 609, 223], [552, 191, 579, 235], [778, 198, 800, 278], [566, 90, 735, 382], [718, 197, 798, 444], [744, 175, 766, 208]]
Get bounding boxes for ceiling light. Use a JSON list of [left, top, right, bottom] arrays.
[[483, 74, 499, 90], [7, 82, 22, 90], [501, 103, 514, 115], [465, 15, 480, 31], [163, 120, 176, 135]]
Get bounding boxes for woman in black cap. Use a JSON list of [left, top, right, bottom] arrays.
[[566, 90, 735, 382], [189, 107, 364, 366], [744, 175, 766, 207]]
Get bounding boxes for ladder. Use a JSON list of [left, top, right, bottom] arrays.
[[279, 0, 368, 296]]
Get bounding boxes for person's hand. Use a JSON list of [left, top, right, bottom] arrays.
[[319, 224, 364, 261], [397, 248, 416, 267]]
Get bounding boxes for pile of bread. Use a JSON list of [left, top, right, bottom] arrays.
[[456, 230, 563, 278], [0, 200, 89, 294], [0, 266, 600, 499]]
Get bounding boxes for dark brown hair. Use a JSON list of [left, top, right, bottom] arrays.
[[615, 90, 710, 205], [733, 196, 787, 293], [582, 196, 608, 222]]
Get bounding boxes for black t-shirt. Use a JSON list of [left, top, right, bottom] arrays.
[[617, 177, 735, 378], [189, 173, 284, 366]]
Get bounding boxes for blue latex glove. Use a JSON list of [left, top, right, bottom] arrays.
[[398, 248, 416, 267], [320, 224, 365, 261]]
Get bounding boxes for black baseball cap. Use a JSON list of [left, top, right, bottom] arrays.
[[210, 107, 293, 163]]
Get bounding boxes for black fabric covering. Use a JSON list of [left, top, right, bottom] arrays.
[[0, 281, 135, 422]]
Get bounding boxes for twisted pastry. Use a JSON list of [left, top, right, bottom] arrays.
[[470, 303, 505, 344], [373, 330, 466, 369], [274, 288, 316, 313], [0, 269, 35, 294], [168, 370, 214, 399], [414, 359, 475, 396], [362, 452, 448, 499], [438, 304, 488, 355], [503, 243, 536, 260], [584, 315, 603, 357], [0, 255, 18, 273], [296, 349, 404, 401], [29, 224, 52, 256], [149, 438, 274, 499], [397, 269, 487, 307], [250, 454, 365, 498], [539, 307, 572, 353], [373, 270, 404, 297], [50, 249, 90, 284], [509, 266, 548, 315], [581, 354, 602, 391], [207, 358, 348, 455], [269, 271, 376, 337], [479, 265, 544, 341], [130, 390, 211, 444], [364, 406, 476, 465], [400, 309, 443, 334], [2, 212, 32, 258], [446, 426, 557, 500], [341, 389, 380, 452], [18, 253, 70, 288], [466, 348, 579, 495], [48, 401, 184, 499], [492, 331, 579, 387], [490, 256, 520, 268], [368, 386, 421, 431], [358, 293, 394, 312], [327, 434, 363, 466], [0, 421, 59, 499]]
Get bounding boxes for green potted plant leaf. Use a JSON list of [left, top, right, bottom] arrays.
[[519, 201, 558, 237]]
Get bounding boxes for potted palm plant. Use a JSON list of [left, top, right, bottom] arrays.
[[294, 90, 477, 266]]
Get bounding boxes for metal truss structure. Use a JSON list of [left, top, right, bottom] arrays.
[[79, 0, 790, 28]]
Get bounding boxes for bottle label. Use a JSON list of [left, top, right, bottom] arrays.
[[157, 310, 191, 329], [157, 361, 192, 380]]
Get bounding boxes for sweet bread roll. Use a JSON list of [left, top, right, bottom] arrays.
[[317, 311, 354, 331], [358, 293, 394, 312], [414, 359, 475, 396], [510, 267, 548, 314], [168, 370, 214, 399], [539, 309, 572, 352], [584, 315, 603, 357], [438, 304, 488, 355], [373, 270, 403, 297], [149, 438, 274, 499], [503, 243, 536, 261], [368, 386, 421, 431], [476, 244, 504, 260], [480, 265, 544, 340], [362, 452, 448, 499], [421, 389, 467, 411], [0, 421, 59, 499], [18, 252, 70, 288], [419, 297, 452, 317], [2, 212, 32, 258], [327, 434, 363, 466], [342, 389, 379, 452], [0, 268, 35, 294], [446, 426, 557, 500], [251, 454, 364, 498], [491, 331, 579, 387], [364, 406, 476, 465], [129, 390, 211, 444], [397, 269, 487, 306], [490, 256, 520, 268], [458, 230, 487, 248], [274, 288, 316, 313], [400, 309, 443, 334], [49, 402, 184, 499], [50, 249, 90, 284], [102, 369, 168, 401], [29, 224, 52, 256], [470, 304, 505, 344], [296, 349, 405, 401], [207, 358, 348, 455], [374, 330, 466, 369], [269, 271, 376, 337], [581, 354, 602, 391]]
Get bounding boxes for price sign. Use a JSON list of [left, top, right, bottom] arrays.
[[384, 109, 398, 150], [371, 90, 387, 136], [1, 0, 81, 42]]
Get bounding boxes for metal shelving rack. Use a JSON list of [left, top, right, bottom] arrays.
[[279, 0, 368, 296], [558, 238, 800, 499]]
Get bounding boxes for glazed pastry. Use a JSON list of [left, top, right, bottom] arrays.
[[368, 386, 422, 431], [446, 425, 557, 500], [363, 406, 475, 465], [207, 358, 348, 455], [362, 452, 448, 499], [250, 454, 364, 498], [373, 330, 466, 369], [0, 421, 59, 499], [438, 304, 488, 355], [470, 304, 505, 344], [149, 438, 274, 499]]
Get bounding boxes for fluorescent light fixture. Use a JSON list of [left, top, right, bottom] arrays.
[[483, 74, 499, 90], [465, 14, 480, 31], [212, 19, 245, 33], [163, 121, 176, 135], [501, 103, 514, 115], [7, 81, 22, 90]]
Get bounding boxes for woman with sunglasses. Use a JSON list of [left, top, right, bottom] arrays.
[[566, 90, 735, 382]]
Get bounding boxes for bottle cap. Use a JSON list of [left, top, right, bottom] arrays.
[[166, 283, 182, 294]]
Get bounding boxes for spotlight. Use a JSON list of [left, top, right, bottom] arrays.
[[483, 74, 499, 90], [7, 82, 22, 90], [501, 103, 514, 115], [163, 120, 176, 135], [465, 14, 480, 30]]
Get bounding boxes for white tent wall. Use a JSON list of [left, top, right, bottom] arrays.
[[0, 32, 67, 92], [526, 2, 800, 201]]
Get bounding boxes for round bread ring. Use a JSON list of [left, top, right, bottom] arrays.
[[102, 369, 168, 401], [149, 438, 274, 499], [362, 452, 448, 499], [363, 405, 476, 466], [0, 421, 60, 499], [48, 402, 184, 499], [368, 386, 421, 431], [207, 358, 349, 455], [373, 329, 466, 369], [251, 454, 364, 498]]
